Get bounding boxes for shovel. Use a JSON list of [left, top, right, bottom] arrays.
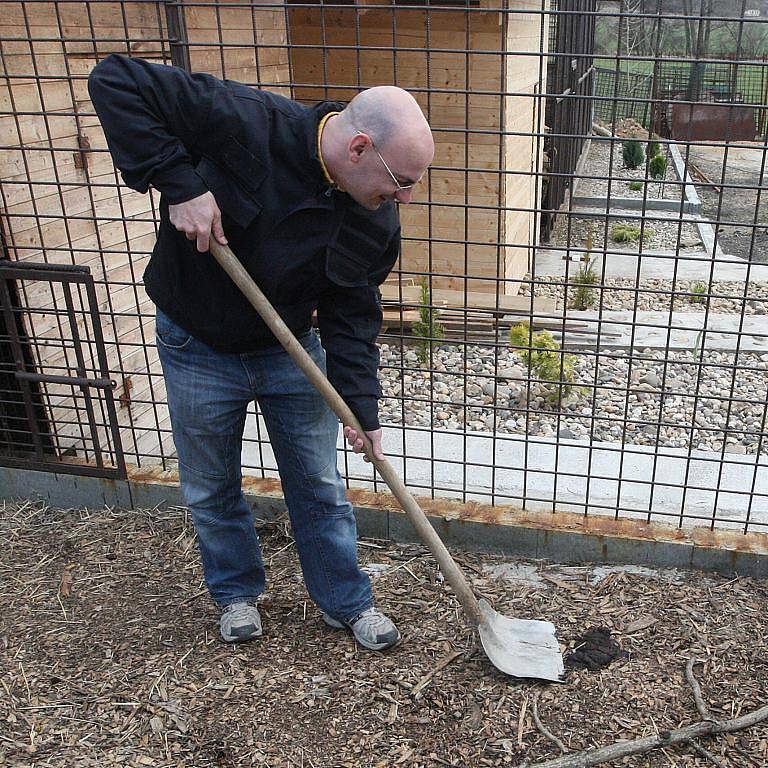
[[209, 240, 564, 682]]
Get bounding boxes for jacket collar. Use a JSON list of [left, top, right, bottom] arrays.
[[305, 100, 346, 194]]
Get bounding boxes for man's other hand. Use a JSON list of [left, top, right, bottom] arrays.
[[169, 192, 227, 253], [344, 426, 384, 462]]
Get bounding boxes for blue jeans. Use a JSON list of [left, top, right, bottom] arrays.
[[155, 309, 373, 621]]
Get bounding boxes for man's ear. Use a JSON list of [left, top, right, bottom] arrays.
[[349, 132, 368, 161]]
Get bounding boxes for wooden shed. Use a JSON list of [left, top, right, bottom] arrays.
[[0, 0, 547, 467]]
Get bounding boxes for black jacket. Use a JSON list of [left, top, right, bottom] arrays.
[[88, 54, 400, 431]]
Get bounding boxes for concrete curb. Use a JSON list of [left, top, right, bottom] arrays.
[[572, 194, 700, 215], [3, 465, 766, 579], [668, 141, 726, 261]]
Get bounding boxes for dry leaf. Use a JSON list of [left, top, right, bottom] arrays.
[[625, 615, 658, 634], [59, 567, 74, 598], [465, 702, 484, 732], [541, 574, 578, 591], [149, 716, 164, 735]]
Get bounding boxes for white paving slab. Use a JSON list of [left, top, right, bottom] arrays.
[[571, 195, 693, 213], [561, 309, 768, 351], [242, 417, 768, 531], [534, 248, 768, 282], [570, 205, 700, 221]]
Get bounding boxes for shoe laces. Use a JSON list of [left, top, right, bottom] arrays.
[[224, 601, 258, 619], [351, 606, 389, 630]]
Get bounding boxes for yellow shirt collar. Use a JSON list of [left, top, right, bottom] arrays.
[[317, 111, 342, 190]]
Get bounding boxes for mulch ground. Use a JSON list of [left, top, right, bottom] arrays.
[[1, 499, 766, 768]]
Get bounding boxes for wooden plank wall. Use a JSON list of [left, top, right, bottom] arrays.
[[1, 2, 171, 464], [185, 0, 291, 93], [288, 4, 508, 295], [503, 0, 548, 290]]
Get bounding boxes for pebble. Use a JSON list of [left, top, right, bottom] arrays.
[[383, 340, 768, 453], [499, 365, 525, 380], [640, 371, 661, 389], [525, 275, 768, 316]]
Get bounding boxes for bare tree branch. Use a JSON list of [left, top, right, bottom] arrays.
[[688, 738, 728, 768], [527, 660, 768, 768], [527, 705, 768, 767], [685, 658, 713, 722], [532, 693, 568, 756]]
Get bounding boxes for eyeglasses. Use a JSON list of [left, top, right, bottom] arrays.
[[355, 130, 418, 192]]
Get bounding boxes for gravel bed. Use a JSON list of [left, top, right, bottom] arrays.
[[575, 137, 682, 201], [549, 213, 702, 252], [520, 276, 768, 314], [2, 501, 767, 767], [379, 344, 768, 455]]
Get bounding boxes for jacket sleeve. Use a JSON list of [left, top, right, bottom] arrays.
[[87, 54, 219, 203], [316, 231, 401, 432]]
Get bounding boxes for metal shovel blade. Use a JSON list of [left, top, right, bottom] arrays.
[[478, 599, 564, 682]]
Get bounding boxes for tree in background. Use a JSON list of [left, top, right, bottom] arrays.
[[621, 0, 650, 58], [683, 0, 713, 102], [595, 1, 767, 58]]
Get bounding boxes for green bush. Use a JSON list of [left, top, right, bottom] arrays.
[[649, 154, 668, 180], [647, 140, 661, 158], [611, 224, 644, 243], [622, 140, 644, 169], [690, 281, 708, 304], [509, 322, 576, 407], [628, 181, 644, 192], [569, 252, 599, 310], [412, 279, 445, 364]]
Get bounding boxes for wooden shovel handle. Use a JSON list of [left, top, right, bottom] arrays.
[[209, 241, 482, 627]]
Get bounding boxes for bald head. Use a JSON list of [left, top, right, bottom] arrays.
[[342, 86, 431, 153], [323, 85, 434, 210]]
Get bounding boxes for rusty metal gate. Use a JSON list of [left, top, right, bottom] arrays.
[[0, 260, 126, 479]]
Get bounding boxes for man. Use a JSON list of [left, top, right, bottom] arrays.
[[88, 55, 434, 650]]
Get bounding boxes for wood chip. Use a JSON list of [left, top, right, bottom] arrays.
[[624, 615, 658, 634], [1, 500, 766, 767]]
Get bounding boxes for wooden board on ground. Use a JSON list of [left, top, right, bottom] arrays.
[[380, 284, 558, 316], [378, 283, 592, 341]]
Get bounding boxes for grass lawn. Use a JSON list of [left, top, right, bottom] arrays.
[[594, 57, 767, 105]]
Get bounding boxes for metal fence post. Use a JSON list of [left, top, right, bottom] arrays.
[[164, 0, 191, 71]]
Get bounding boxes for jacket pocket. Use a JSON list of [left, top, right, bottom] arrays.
[[219, 137, 267, 198], [325, 209, 392, 288], [325, 244, 371, 288], [195, 139, 266, 229]]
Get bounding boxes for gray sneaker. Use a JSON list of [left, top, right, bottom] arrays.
[[220, 601, 262, 643], [323, 606, 400, 650]]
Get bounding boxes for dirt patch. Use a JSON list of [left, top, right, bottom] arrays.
[[688, 143, 768, 264], [1, 501, 767, 767]]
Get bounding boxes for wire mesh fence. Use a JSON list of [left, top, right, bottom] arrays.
[[1, 0, 767, 536], [594, 56, 768, 135]]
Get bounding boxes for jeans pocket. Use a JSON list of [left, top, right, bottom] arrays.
[[156, 310, 194, 350], [302, 330, 327, 371]]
